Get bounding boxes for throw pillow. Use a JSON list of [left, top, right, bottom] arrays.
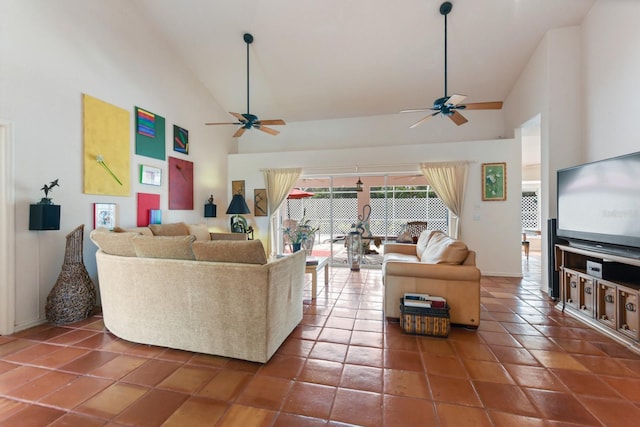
[[132, 235, 196, 260], [89, 229, 141, 257], [421, 232, 469, 265], [415, 230, 441, 259], [192, 240, 268, 265], [148, 222, 189, 236], [187, 223, 212, 241]]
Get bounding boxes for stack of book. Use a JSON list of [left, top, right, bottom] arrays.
[[403, 293, 447, 309]]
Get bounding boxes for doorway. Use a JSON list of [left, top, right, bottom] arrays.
[[521, 115, 542, 281], [0, 121, 16, 335]]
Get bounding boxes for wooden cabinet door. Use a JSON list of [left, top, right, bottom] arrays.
[[597, 281, 617, 329], [580, 275, 595, 317], [618, 286, 639, 340], [563, 269, 581, 310]]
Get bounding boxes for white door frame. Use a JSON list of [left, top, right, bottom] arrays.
[[0, 120, 16, 335]]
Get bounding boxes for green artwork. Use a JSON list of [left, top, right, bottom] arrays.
[[482, 162, 506, 201], [135, 107, 166, 160]]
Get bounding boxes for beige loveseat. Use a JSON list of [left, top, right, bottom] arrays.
[[90, 223, 306, 363], [383, 230, 481, 327]]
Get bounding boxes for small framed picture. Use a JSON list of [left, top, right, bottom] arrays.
[[94, 203, 117, 229], [232, 180, 245, 197], [254, 188, 267, 216], [482, 162, 507, 201], [140, 164, 162, 186]]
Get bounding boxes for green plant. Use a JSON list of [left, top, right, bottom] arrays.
[[282, 216, 319, 244]]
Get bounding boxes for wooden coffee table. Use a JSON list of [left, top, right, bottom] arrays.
[[305, 256, 329, 299]]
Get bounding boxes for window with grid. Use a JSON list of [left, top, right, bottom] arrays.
[[521, 191, 539, 230]]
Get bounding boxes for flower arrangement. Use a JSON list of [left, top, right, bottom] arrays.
[[282, 217, 319, 244]]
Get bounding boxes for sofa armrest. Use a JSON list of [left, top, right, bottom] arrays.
[[383, 243, 417, 256], [384, 261, 480, 281]]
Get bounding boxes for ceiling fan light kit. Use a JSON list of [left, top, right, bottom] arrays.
[[401, 1, 503, 127], [205, 33, 286, 137]]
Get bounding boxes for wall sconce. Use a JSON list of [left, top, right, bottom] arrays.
[[226, 194, 251, 233], [204, 194, 217, 218], [355, 177, 363, 192]]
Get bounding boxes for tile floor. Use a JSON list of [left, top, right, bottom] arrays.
[[1, 252, 640, 426]]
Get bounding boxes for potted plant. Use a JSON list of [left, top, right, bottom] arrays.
[[282, 215, 319, 255]]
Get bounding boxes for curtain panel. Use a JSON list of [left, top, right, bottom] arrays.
[[262, 168, 302, 256]]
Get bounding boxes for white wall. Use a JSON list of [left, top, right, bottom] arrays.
[[229, 138, 523, 277], [0, 1, 232, 331], [582, 0, 640, 161]]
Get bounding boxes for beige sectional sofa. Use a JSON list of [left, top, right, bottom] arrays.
[[90, 223, 306, 363], [383, 230, 481, 327]]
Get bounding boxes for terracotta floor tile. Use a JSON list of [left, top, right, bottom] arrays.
[[115, 388, 188, 426], [428, 374, 482, 407], [330, 388, 382, 426], [277, 338, 315, 358], [473, 381, 539, 417], [489, 345, 540, 366], [47, 412, 107, 427], [88, 354, 148, 380], [350, 330, 384, 348], [435, 402, 493, 427], [282, 382, 336, 419], [0, 404, 65, 427], [154, 347, 195, 363], [462, 359, 515, 384], [291, 325, 322, 341], [504, 364, 566, 391], [0, 397, 28, 422], [354, 319, 384, 332], [501, 322, 545, 336], [74, 382, 148, 419], [383, 394, 436, 426], [188, 353, 230, 369], [6, 370, 77, 401], [385, 333, 420, 352], [339, 364, 382, 393], [488, 410, 546, 427], [579, 396, 640, 427], [274, 412, 328, 427], [325, 316, 355, 330], [197, 369, 253, 401], [3, 342, 61, 364], [157, 365, 218, 393], [421, 355, 468, 378], [45, 329, 99, 346], [479, 331, 523, 347], [384, 368, 429, 399], [452, 342, 498, 362], [478, 320, 508, 333], [237, 375, 292, 411], [120, 359, 181, 386], [258, 354, 306, 379], [32, 346, 91, 369], [524, 389, 600, 426], [318, 327, 352, 345], [513, 335, 563, 351], [0, 365, 49, 394], [0, 361, 16, 375], [217, 404, 278, 427], [571, 353, 638, 377], [529, 349, 588, 371], [601, 376, 640, 402], [59, 350, 119, 374], [162, 396, 228, 427], [309, 342, 349, 363], [299, 359, 343, 386], [40, 376, 113, 410], [19, 326, 74, 342], [384, 349, 423, 371], [552, 369, 620, 397], [74, 333, 119, 350], [345, 345, 383, 367], [549, 337, 608, 356]]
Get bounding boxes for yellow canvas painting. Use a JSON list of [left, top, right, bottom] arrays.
[[83, 94, 130, 195]]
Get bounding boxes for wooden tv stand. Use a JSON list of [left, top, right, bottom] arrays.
[[555, 244, 640, 352]]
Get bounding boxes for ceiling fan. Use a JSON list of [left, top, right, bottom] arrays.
[[205, 33, 285, 138], [401, 1, 503, 127]]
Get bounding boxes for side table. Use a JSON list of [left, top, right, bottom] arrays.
[[305, 256, 329, 299]]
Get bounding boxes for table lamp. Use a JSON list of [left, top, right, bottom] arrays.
[[226, 194, 250, 233]]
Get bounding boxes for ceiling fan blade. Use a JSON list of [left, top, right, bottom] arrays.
[[461, 101, 503, 110], [256, 125, 280, 136], [400, 107, 435, 113], [447, 94, 467, 106], [449, 111, 468, 126], [205, 122, 240, 126], [409, 111, 441, 129], [229, 112, 247, 122], [232, 127, 247, 138], [257, 119, 286, 126]]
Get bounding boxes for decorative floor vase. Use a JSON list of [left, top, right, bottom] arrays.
[[292, 243, 302, 252], [45, 224, 96, 325]]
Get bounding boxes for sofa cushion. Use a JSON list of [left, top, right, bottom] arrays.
[[421, 232, 469, 265], [89, 229, 141, 257], [187, 223, 212, 241], [148, 222, 189, 236], [132, 235, 196, 260], [116, 226, 153, 236], [415, 230, 440, 259], [192, 240, 268, 265]]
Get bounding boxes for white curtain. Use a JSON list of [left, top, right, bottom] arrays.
[[420, 161, 469, 239], [262, 168, 302, 256]]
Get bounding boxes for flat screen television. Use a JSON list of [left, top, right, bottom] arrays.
[[557, 150, 640, 259]]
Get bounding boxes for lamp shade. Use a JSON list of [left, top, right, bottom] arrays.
[[226, 194, 250, 215]]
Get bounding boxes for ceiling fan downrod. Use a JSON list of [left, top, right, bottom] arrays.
[[244, 33, 253, 116], [440, 2, 452, 100]]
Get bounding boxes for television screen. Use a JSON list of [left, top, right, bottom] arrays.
[[557, 151, 640, 256]]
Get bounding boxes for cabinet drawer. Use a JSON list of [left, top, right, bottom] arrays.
[[597, 281, 617, 328], [618, 286, 639, 340], [563, 269, 581, 310], [580, 276, 596, 317]]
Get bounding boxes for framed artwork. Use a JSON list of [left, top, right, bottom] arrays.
[[173, 125, 189, 154], [93, 203, 117, 229], [135, 106, 166, 160], [168, 157, 194, 210], [232, 180, 245, 197], [254, 188, 267, 216], [140, 165, 162, 186], [482, 162, 507, 201], [149, 209, 162, 224], [137, 193, 160, 227]]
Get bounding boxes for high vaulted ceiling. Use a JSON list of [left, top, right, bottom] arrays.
[[133, 0, 595, 124]]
